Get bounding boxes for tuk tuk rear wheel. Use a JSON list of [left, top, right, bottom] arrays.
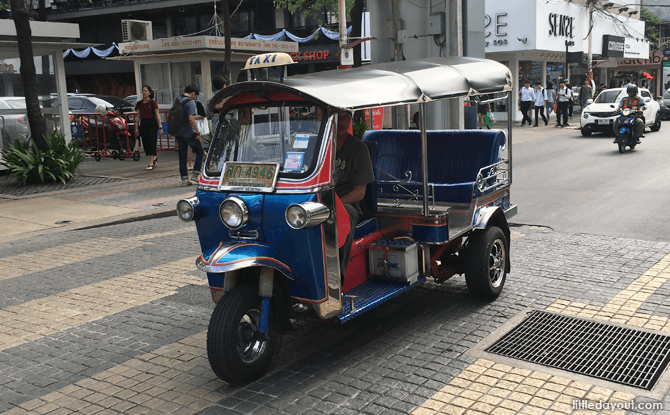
[[465, 226, 507, 298], [207, 284, 277, 386]]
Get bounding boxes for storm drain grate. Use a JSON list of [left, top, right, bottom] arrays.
[[486, 310, 670, 390]]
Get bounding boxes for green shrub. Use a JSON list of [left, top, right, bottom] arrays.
[[352, 117, 369, 140], [0, 131, 85, 185]]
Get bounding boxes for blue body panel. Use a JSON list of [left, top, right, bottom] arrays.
[[412, 223, 449, 244], [262, 193, 328, 302], [195, 189, 329, 302]]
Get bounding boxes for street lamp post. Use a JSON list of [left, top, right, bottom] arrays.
[[565, 40, 575, 80]]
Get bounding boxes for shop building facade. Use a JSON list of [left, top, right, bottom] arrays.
[[485, 0, 648, 121]]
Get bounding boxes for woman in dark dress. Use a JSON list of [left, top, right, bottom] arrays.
[[135, 85, 162, 170]]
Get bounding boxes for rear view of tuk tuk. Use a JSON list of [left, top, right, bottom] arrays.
[[177, 54, 515, 386]]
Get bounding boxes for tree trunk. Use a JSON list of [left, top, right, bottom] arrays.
[[351, 0, 363, 68], [37, 0, 48, 21], [222, 0, 232, 82], [10, 0, 48, 151]]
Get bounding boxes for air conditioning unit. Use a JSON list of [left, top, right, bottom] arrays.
[[122, 20, 153, 42]]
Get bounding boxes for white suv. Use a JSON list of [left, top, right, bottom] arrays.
[[580, 87, 661, 136]]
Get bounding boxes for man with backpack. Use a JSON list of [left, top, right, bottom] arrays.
[[168, 85, 205, 186]]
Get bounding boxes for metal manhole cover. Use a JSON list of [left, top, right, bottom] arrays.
[[486, 310, 670, 390], [0, 176, 127, 197]]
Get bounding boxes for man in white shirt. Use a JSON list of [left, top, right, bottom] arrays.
[[555, 80, 572, 128], [533, 82, 548, 127], [518, 80, 535, 127]]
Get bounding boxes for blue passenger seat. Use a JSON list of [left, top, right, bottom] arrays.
[[361, 130, 506, 204]]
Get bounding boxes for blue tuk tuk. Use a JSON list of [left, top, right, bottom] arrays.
[[176, 54, 516, 385]]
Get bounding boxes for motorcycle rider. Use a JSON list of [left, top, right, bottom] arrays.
[[613, 85, 645, 144]]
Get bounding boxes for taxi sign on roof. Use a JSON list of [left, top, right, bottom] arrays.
[[243, 53, 295, 70]]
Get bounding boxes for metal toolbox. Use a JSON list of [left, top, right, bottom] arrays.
[[368, 238, 419, 284]]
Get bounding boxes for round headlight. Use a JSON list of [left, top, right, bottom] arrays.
[[286, 205, 308, 229], [176, 200, 194, 221], [176, 196, 200, 222], [583, 113, 589, 119], [220, 197, 249, 229]]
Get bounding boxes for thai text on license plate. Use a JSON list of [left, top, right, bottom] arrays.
[[218, 162, 279, 191]]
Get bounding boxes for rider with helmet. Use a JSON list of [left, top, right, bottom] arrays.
[[613, 84, 645, 144]]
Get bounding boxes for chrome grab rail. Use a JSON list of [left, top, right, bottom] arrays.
[[475, 159, 510, 193]]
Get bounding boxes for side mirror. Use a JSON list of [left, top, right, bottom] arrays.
[[586, 99, 593, 106]]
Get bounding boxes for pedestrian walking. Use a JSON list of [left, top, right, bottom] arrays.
[[567, 83, 574, 118], [546, 82, 555, 121], [187, 100, 208, 170], [518, 80, 535, 127], [172, 85, 205, 187], [578, 79, 593, 109], [477, 94, 491, 129], [533, 82, 548, 127], [555, 80, 572, 128], [135, 85, 163, 170]]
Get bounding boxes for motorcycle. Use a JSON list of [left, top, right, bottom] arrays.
[[78, 105, 140, 161], [615, 108, 640, 153]]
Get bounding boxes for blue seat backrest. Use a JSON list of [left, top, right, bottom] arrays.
[[361, 130, 505, 184]]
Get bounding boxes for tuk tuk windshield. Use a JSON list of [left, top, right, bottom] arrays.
[[206, 104, 326, 179]]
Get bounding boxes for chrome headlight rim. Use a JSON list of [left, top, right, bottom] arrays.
[[285, 202, 330, 230], [176, 196, 201, 222], [220, 196, 249, 230]]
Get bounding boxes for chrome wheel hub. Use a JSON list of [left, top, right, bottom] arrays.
[[489, 239, 506, 288], [236, 310, 267, 363]]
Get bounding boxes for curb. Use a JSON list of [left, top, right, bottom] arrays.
[[0, 206, 176, 246]]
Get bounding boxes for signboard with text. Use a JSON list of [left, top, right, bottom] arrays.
[[602, 35, 625, 58], [119, 36, 298, 55]]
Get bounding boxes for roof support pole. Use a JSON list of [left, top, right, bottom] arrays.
[[420, 102, 429, 216]]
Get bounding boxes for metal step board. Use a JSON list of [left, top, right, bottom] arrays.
[[338, 277, 426, 323]]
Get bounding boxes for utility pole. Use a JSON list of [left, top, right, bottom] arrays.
[[338, 0, 347, 49], [587, 0, 594, 85]]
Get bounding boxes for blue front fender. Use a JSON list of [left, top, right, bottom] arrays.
[[195, 240, 295, 281]]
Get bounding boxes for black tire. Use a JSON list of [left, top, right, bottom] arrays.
[[580, 128, 591, 137], [465, 226, 508, 298], [94, 153, 101, 162], [618, 144, 625, 153], [133, 151, 141, 161], [207, 284, 278, 386], [651, 114, 661, 132], [118, 154, 125, 161]]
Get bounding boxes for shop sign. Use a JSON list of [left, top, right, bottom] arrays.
[[484, 13, 508, 47], [548, 13, 574, 39], [602, 35, 625, 58], [119, 36, 298, 55], [620, 51, 663, 67], [364, 107, 384, 131], [290, 44, 339, 65]]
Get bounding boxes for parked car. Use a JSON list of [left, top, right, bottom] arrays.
[[580, 87, 661, 136], [123, 95, 138, 107], [0, 97, 31, 149], [95, 95, 136, 116], [659, 89, 670, 120]]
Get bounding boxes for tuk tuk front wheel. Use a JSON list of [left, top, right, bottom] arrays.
[[465, 226, 507, 298], [207, 284, 278, 386]]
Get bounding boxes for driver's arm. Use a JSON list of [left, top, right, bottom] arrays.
[[340, 184, 366, 205]]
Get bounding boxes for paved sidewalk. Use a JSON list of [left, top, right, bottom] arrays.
[[0, 149, 196, 244]]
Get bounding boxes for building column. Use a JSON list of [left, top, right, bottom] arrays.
[[201, 57, 212, 104], [542, 60, 547, 87], [53, 50, 71, 143]]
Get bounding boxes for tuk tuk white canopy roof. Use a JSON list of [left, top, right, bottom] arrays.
[[245, 56, 513, 111]]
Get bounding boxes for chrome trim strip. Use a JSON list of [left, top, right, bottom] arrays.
[[311, 193, 341, 317], [196, 256, 296, 282]]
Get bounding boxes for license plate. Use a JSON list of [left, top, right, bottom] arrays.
[[597, 119, 611, 125], [218, 162, 279, 192]]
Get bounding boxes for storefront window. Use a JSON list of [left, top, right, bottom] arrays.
[[519, 61, 543, 86], [140, 61, 203, 106], [492, 61, 508, 113], [546, 62, 563, 88]]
